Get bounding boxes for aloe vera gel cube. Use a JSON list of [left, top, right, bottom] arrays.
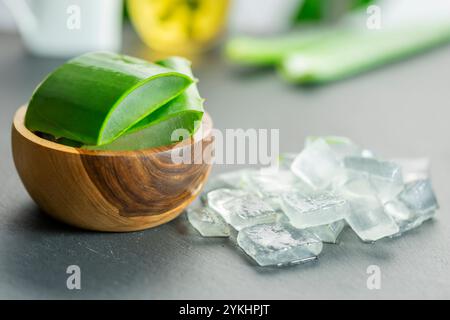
[[207, 189, 279, 231], [280, 191, 348, 229], [243, 169, 311, 209], [237, 223, 323, 267], [187, 207, 230, 238], [305, 136, 362, 160], [309, 220, 346, 244], [343, 157, 404, 203], [291, 139, 341, 189], [341, 178, 399, 242], [393, 158, 430, 183], [187, 135, 440, 268], [385, 179, 438, 234]]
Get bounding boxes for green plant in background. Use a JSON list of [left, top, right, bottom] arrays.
[[294, 0, 374, 22], [26, 52, 204, 150]]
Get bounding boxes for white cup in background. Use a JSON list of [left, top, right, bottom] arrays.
[[4, 0, 123, 57], [228, 0, 304, 35]]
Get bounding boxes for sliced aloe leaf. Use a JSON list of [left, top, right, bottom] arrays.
[[84, 57, 205, 151], [279, 22, 450, 83], [225, 0, 374, 66], [25, 52, 193, 145], [225, 28, 342, 66], [130, 56, 204, 133], [85, 112, 201, 151]]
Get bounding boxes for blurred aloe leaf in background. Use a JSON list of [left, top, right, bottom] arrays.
[[226, 0, 450, 84]]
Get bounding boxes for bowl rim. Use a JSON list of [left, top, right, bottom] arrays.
[[13, 105, 213, 157]]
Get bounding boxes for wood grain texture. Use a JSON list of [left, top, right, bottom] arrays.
[[11, 106, 213, 232]]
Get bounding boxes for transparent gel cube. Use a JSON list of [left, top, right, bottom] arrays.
[[305, 136, 362, 160], [243, 169, 311, 209], [278, 213, 346, 244], [385, 179, 438, 234], [341, 178, 399, 242], [392, 158, 430, 183], [343, 156, 404, 203], [309, 220, 346, 244], [399, 179, 438, 214], [187, 206, 230, 237], [207, 189, 279, 231], [237, 223, 323, 267], [280, 191, 348, 228], [291, 139, 342, 189]]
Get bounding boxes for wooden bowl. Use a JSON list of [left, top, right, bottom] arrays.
[[11, 106, 213, 232]]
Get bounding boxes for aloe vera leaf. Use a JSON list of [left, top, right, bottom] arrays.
[[279, 22, 450, 83], [84, 57, 205, 151], [25, 52, 193, 145], [225, 28, 343, 66], [129, 56, 204, 133], [225, 0, 375, 66], [83, 112, 201, 151]]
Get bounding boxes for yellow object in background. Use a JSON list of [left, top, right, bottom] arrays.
[[127, 0, 229, 54]]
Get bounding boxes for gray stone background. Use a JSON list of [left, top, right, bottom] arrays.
[[0, 2, 449, 299]]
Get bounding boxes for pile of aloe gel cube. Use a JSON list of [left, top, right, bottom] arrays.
[[187, 136, 439, 267]]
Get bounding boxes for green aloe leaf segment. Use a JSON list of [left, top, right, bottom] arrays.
[[25, 52, 204, 150], [85, 56, 205, 151]]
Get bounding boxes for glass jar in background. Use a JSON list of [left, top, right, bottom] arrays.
[[127, 0, 229, 54]]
